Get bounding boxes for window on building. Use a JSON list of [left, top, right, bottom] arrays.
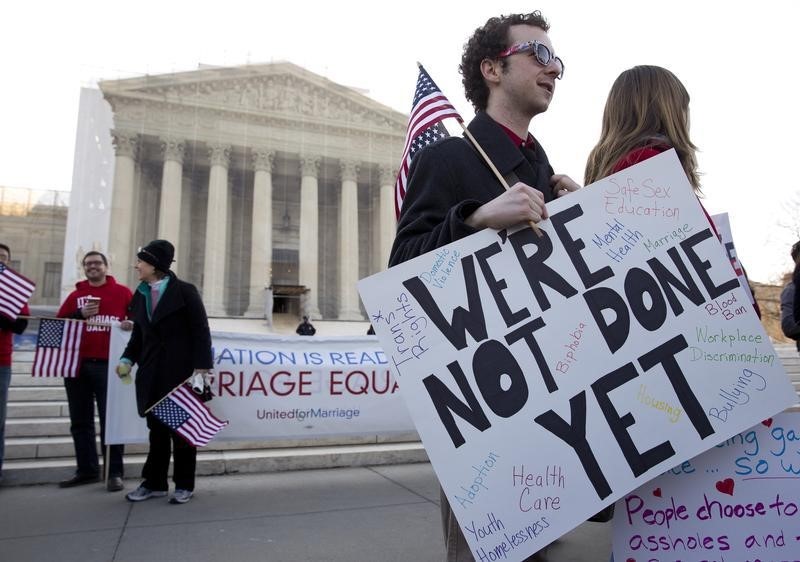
[[272, 248, 299, 286], [42, 262, 62, 299]]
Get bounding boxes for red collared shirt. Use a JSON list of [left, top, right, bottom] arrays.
[[496, 122, 536, 150]]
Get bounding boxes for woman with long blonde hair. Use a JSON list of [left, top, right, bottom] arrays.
[[585, 65, 700, 190]]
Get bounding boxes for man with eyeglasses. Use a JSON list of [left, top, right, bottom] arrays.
[[390, 11, 578, 267], [56, 251, 132, 491], [389, 11, 579, 561]]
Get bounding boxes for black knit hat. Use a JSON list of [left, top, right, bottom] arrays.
[[138, 239, 174, 272]]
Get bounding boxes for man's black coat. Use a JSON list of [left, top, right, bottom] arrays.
[[390, 111, 555, 266]]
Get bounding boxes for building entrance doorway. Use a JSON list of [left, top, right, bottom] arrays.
[[272, 284, 307, 317]]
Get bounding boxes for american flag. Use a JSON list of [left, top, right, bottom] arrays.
[[0, 262, 35, 321], [394, 65, 462, 218], [31, 318, 84, 378], [152, 385, 228, 447]]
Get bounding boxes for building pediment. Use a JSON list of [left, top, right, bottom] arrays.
[[100, 62, 407, 133]]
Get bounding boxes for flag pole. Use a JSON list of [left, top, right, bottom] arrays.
[[458, 123, 543, 237], [416, 62, 543, 238], [104, 445, 110, 486], [18, 314, 124, 328]]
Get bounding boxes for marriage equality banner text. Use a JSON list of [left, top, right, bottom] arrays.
[[105, 330, 414, 444], [357, 150, 795, 561]]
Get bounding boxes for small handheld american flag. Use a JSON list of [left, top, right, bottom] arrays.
[[152, 384, 228, 447], [394, 64, 462, 218], [31, 318, 84, 378], [0, 262, 35, 321]]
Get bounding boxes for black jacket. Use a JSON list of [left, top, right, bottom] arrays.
[[390, 111, 555, 266], [122, 273, 213, 416], [296, 320, 316, 336], [781, 280, 800, 352]]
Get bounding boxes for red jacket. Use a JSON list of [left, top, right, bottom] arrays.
[[57, 276, 132, 361], [0, 303, 29, 366], [612, 146, 665, 174]]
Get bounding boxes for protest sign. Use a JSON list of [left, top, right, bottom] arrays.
[[104, 322, 145, 443], [712, 212, 757, 307], [105, 328, 414, 444], [357, 150, 796, 561], [614, 412, 800, 562]]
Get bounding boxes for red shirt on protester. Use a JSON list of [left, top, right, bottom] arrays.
[[57, 276, 132, 361], [496, 122, 537, 150], [0, 303, 29, 366], [611, 146, 665, 174]]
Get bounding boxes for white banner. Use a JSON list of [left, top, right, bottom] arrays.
[[357, 150, 796, 561], [105, 328, 414, 444], [614, 412, 800, 561]]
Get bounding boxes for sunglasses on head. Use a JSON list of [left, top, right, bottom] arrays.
[[497, 40, 564, 80]]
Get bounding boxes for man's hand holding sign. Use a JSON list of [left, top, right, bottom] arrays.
[[358, 151, 795, 561]]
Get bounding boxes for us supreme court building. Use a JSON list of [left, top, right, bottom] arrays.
[[66, 62, 407, 321]]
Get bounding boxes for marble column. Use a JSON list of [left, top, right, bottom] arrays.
[[203, 143, 231, 316], [338, 159, 362, 320], [108, 131, 138, 283], [157, 137, 185, 265], [378, 164, 396, 271], [299, 156, 320, 319], [245, 148, 274, 318]]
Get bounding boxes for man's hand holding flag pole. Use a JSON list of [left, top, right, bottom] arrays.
[[395, 64, 543, 236]]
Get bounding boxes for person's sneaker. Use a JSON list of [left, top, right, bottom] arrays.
[[107, 476, 124, 492], [125, 484, 167, 502], [169, 489, 193, 504]]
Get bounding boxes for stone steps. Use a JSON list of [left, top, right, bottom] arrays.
[[3, 350, 427, 486], [4, 432, 419, 460], [5, 345, 800, 487], [2, 441, 428, 486], [5, 417, 74, 437], [7, 401, 69, 418], [11, 373, 63, 386], [9, 386, 67, 402]]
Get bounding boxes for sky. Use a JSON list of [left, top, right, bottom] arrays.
[[1, 0, 798, 283]]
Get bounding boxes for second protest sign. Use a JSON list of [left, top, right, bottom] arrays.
[[358, 150, 795, 561]]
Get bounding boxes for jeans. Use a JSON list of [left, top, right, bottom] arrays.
[[0, 365, 10, 476], [63, 360, 124, 477]]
